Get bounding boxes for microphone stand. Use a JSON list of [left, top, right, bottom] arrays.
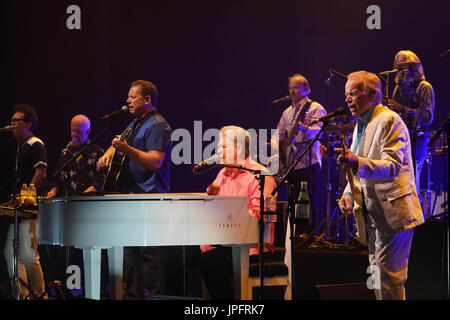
[[51, 126, 108, 191], [49, 126, 108, 292], [271, 122, 328, 299]]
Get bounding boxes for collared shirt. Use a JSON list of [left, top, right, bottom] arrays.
[[344, 105, 376, 201], [200, 161, 276, 256], [118, 111, 172, 194], [391, 79, 435, 128], [52, 140, 105, 196], [15, 135, 47, 194], [275, 97, 327, 169], [353, 104, 376, 154]]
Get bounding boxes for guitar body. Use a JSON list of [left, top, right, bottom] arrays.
[[103, 127, 131, 193], [279, 139, 297, 175], [278, 100, 312, 176], [340, 136, 367, 245], [347, 173, 367, 245]]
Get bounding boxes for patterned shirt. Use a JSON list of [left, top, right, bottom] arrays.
[[51, 140, 105, 196], [391, 79, 435, 129]]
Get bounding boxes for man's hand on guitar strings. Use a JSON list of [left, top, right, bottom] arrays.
[[112, 135, 129, 153], [337, 149, 358, 171], [97, 154, 111, 170], [338, 193, 354, 216]]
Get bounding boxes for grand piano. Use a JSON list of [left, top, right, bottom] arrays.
[[38, 193, 259, 300]]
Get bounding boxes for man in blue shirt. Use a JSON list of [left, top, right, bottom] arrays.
[[98, 80, 172, 299]]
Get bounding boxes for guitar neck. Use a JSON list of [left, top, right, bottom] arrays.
[[340, 136, 357, 197]]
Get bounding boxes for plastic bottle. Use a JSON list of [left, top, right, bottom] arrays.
[[29, 183, 36, 198], [20, 184, 28, 197]]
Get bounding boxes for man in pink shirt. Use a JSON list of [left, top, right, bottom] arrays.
[[199, 125, 276, 299]]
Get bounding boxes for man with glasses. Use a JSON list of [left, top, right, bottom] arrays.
[[3, 104, 47, 299]]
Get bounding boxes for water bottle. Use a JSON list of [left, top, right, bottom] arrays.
[[20, 184, 29, 197], [263, 196, 277, 244], [295, 181, 310, 223], [29, 183, 36, 198]]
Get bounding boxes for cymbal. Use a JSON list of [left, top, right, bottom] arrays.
[[324, 122, 356, 132]]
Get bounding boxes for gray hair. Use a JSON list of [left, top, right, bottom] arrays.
[[347, 70, 382, 105], [220, 125, 251, 160]]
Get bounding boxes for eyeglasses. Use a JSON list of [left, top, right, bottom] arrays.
[[10, 118, 25, 124]]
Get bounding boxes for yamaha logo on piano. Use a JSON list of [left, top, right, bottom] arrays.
[[218, 212, 241, 228]]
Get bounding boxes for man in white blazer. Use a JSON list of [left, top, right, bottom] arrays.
[[338, 71, 424, 300]]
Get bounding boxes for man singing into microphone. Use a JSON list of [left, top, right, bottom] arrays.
[[272, 74, 327, 233], [3, 104, 47, 299], [387, 50, 435, 211], [199, 125, 276, 299], [338, 71, 423, 299], [97, 80, 172, 299]]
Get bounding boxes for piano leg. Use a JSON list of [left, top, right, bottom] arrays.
[[232, 245, 250, 300], [107, 246, 123, 300], [82, 247, 102, 300]]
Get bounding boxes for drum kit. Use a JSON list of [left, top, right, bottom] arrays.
[[421, 128, 448, 219], [318, 114, 360, 246], [315, 111, 449, 247]]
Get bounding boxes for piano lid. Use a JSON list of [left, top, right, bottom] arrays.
[[38, 193, 248, 203]]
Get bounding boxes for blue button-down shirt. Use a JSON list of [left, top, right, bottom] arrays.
[[352, 105, 376, 154], [344, 105, 376, 201]]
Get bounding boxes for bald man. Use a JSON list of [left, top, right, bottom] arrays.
[[48, 114, 105, 197]]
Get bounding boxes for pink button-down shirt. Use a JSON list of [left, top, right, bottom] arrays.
[[200, 162, 276, 256]]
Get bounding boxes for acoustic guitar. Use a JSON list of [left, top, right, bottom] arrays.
[[340, 135, 367, 245], [103, 127, 131, 193]]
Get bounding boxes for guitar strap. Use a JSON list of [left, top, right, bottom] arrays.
[[290, 99, 312, 134], [298, 99, 313, 123], [126, 110, 158, 146]]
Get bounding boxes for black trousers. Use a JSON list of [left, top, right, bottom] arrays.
[[123, 246, 164, 299], [198, 247, 271, 300], [198, 246, 233, 300]]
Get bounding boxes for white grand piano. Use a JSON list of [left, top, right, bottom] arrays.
[[38, 193, 259, 300]]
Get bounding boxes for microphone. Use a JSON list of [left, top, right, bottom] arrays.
[[310, 107, 348, 125], [0, 125, 13, 132], [325, 72, 333, 86], [101, 106, 128, 120], [193, 154, 220, 170], [440, 49, 450, 59], [272, 95, 290, 104], [379, 69, 397, 75], [328, 68, 347, 81]]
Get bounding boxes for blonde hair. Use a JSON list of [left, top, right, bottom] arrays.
[[347, 71, 383, 105], [394, 50, 425, 83]]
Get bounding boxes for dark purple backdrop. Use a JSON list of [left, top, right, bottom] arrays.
[[1, 0, 449, 197]]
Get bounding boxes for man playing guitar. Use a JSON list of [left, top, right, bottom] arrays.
[[97, 80, 172, 300], [274, 74, 327, 232]]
